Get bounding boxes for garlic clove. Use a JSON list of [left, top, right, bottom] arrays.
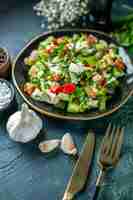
[[60, 133, 77, 155], [7, 103, 43, 143], [39, 139, 60, 153]]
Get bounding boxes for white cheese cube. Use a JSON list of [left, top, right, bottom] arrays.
[[69, 63, 84, 74]]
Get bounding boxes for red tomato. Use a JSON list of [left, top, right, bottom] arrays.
[[56, 37, 64, 44], [87, 34, 97, 45], [53, 37, 64, 45], [46, 47, 53, 54], [51, 74, 61, 81], [46, 43, 57, 54], [114, 59, 125, 70], [50, 83, 76, 94], [85, 64, 95, 68], [24, 83, 36, 96], [100, 79, 107, 87], [50, 85, 63, 94], [88, 88, 97, 98], [62, 83, 76, 94]]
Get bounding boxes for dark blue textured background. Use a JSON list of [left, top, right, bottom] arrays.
[[0, 1, 133, 200]]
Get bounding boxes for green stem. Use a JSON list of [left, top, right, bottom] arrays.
[[113, 13, 133, 28], [122, 4, 133, 12]]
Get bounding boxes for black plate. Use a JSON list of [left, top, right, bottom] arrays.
[[12, 29, 133, 120]]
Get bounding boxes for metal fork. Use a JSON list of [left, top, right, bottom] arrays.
[[88, 124, 124, 200]]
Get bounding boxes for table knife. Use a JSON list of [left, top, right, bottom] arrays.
[[62, 131, 95, 200]]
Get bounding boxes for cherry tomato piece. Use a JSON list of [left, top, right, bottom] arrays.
[[62, 83, 76, 94], [50, 85, 63, 94]]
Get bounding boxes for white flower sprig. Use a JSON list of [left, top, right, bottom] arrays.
[[33, 0, 90, 30]]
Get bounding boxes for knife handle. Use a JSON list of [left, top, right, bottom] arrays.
[[62, 192, 74, 200], [88, 170, 105, 200]]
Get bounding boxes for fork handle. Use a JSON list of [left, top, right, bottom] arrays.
[[88, 170, 105, 200]]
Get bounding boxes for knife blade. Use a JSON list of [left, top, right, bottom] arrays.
[[62, 131, 95, 200]]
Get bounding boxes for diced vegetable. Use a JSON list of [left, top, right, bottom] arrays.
[[85, 87, 97, 98], [62, 83, 76, 94], [87, 34, 97, 45], [50, 85, 63, 94], [39, 36, 54, 49], [31, 88, 50, 102], [69, 63, 84, 74], [58, 93, 69, 101], [29, 66, 38, 78], [83, 55, 97, 65], [24, 83, 37, 96], [99, 97, 107, 111], [114, 59, 125, 70], [24, 33, 126, 113], [112, 67, 124, 77], [67, 102, 81, 113], [54, 101, 66, 109], [51, 74, 61, 81], [95, 40, 108, 50]]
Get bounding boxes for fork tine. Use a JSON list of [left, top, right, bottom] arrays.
[[102, 123, 112, 143], [101, 123, 111, 147], [105, 123, 112, 139], [100, 123, 112, 153], [105, 125, 116, 155], [98, 125, 124, 171], [113, 127, 124, 162], [110, 127, 121, 158]]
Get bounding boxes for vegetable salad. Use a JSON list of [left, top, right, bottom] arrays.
[[24, 33, 126, 113]]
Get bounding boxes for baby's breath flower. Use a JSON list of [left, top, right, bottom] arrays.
[[33, 0, 90, 30]]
